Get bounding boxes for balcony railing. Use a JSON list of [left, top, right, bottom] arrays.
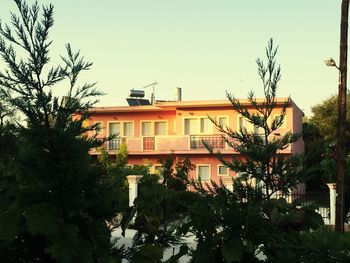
[[106, 138, 126, 150], [143, 137, 155, 150], [87, 134, 293, 154], [190, 135, 225, 149]]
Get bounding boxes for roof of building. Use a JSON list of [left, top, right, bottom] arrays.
[[89, 97, 304, 114]]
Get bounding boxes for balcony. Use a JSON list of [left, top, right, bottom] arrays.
[[89, 134, 295, 155], [143, 137, 155, 151], [106, 138, 126, 150], [190, 135, 225, 149]]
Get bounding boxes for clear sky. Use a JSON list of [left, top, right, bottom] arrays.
[[0, 0, 344, 116]]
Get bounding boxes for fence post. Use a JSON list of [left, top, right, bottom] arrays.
[[327, 183, 337, 225], [127, 175, 143, 207]]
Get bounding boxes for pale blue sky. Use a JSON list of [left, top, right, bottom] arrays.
[[0, 0, 343, 116]]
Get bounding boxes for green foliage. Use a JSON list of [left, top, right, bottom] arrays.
[[268, 198, 323, 231], [130, 244, 163, 263], [309, 94, 350, 143], [301, 122, 329, 189], [307, 95, 350, 220], [122, 156, 195, 262], [45, 224, 79, 263], [208, 39, 303, 200], [179, 182, 266, 262], [97, 146, 149, 213], [265, 227, 350, 262], [0, 1, 121, 262], [180, 39, 331, 263], [179, 181, 325, 263], [160, 154, 195, 191], [0, 90, 16, 127], [116, 143, 128, 168]]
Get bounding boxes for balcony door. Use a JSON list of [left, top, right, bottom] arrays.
[[184, 118, 198, 135], [109, 123, 121, 150]]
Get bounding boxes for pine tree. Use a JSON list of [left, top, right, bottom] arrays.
[[0, 1, 120, 262], [208, 39, 303, 200]]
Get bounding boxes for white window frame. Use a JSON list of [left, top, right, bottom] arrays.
[[141, 121, 153, 137], [196, 164, 211, 181], [217, 164, 229, 176], [154, 121, 168, 136], [123, 121, 134, 137], [183, 117, 198, 135], [107, 121, 134, 137], [141, 120, 169, 137], [216, 115, 229, 131], [183, 116, 214, 135], [237, 115, 251, 131], [238, 114, 266, 134], [200, 117, 212, 134]]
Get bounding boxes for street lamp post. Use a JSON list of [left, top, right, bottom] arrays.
[[324, 0, 349, 233]]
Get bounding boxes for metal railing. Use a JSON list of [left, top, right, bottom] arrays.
[[190, 134, 225, 149], [275, 191, 330, 222], [143, 137, 155, 150], [106, 138, 126, 150]]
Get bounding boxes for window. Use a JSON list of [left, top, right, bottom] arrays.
[[254, 125, 264, 136], [155, 121, 167, 135], [142, 122, 152, 136], [109, 123, 121, 136], [109, 121, 134, 137], [218, 116, 228, 127], [142, 121, 168, 136], [218, 165, 229, 176], [274, 115, 286, 128], [239, 116, 249, 130], [198, 165, 210, 181], [239, 116, 264, 134], [184, 118, 198, 135], [123, 122, 133, 136], [200, 118, 211, 133]]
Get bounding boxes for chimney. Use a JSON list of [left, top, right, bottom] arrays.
[[175, 87, 182, 101]]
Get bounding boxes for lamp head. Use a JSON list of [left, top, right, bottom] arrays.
[[324, 58, 337, 67]]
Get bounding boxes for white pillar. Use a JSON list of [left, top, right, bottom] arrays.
[[327, 183, 336, 225], [127, 175, 143, 207], [222, 177, 233, 192]]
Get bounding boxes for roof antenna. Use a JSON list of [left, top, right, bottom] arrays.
[[142, 82, 158, 105]]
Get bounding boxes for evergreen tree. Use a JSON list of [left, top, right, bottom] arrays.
[[179, 40, 324, 263], [0, 1, 120, 262], [208, 39, 303, 200], [121, 155, 195, 262]]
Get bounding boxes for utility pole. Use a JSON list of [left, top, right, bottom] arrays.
[[336, 0, 349, 233]]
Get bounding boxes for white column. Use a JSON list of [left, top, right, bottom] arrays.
[[127, 175, 143, 207], [327, 183, 336, 225], [222, 177, 233, 192]]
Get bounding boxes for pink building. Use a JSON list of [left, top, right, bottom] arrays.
[[87, 97, 304, 187]]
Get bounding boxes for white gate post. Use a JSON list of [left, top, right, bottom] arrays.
[[327, 183, 336, 225], [222, 177, 233, 192], [127, 175, 143, 207]]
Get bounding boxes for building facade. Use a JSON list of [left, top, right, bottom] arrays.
[[87, 98, 304, 187]]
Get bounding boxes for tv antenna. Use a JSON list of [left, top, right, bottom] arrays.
[[142, 81, 158, 105]]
